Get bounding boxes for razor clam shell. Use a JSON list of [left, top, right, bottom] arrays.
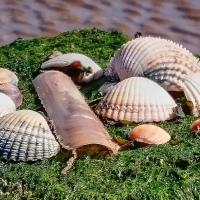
[[33, 70, 119, 155], [95, 77, 178, 123], [128, 124, 171, 145], [0, 83, 23, 107], [0, 68, 18, 86], [105, 37, 200, 91], [182, 72, 200, 116], [0, 92, 16, 117], [0, 110, 60, 161], [41, 53, 103, 83]]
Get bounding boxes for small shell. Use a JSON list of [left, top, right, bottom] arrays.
[[0, 92, 16, 117], [0, 110, 60, 161], [0, 68, 18, 86], [105, 37, 200, 91], [41, 53, 103, 83], [95, 77, 179, 123], [182, 72, 200, 116], [98, 82, 117, 94], [190, 119, 200, 134], [128, 124, 171, 145], [0, 83, 23, 107]]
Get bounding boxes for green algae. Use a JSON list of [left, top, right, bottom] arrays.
[[0, 28, 199, 200]]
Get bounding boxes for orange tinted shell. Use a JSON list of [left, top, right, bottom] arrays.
[[190, 119, 200, 132], [128, 124, 171, 145]]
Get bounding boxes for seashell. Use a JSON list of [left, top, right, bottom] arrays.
[[41, 53, 103, 83], [182, 72, 200, 116], [0, 110, 60, 161], [0, 68, 18, 86], [33, 70, 119, 157], [95, 77, 179, 123], [105, 37, 200, 91], [0, 92, 16, 117], [98, 82, 117, 94], [0, 83, 23, 107], [190, 119, 200, 134], [128, 124, 171, 145]]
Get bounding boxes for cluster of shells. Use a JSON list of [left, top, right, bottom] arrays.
[[0, 36, 200, 172]]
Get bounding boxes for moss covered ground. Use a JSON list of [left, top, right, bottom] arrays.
[[0, 28, 199, 200]]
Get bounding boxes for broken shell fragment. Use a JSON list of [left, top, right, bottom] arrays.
[[128, 124, 171, 145], [0, 92, 16, 117], [95, 77, 179, 123], [0, 68, 18, 86], [190, 119, 200, 133], [182, 72, 200, 116], [105, 37, 200, 91], [33, 70, 119, 157], [0, 83, 23, 107], [41, 53, 103, 83], [0, 110, 60, 161]]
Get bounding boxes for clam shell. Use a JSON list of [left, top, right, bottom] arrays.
[[0, 92, 16, 117], [128, 124, 171, 145], [0, 83, 23, 107], [41, 53, 103, 83], [95, 77, 179, 122], [182, 72, 200, 116], [105, 37, 200, 91], [0, 68, 18, 86], [0, 110, 60, 161]]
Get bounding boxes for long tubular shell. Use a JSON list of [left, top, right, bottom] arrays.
[[0, 68, 18, 86], [0, 110, 60, 161], [0, 92, 16, 117], [105, 37, 200, 91], [41, 53, 103, 83], [95, 77, 179, 123], [182, 72, 200, 116], [33, 71, 119, 156], [128, 124, 171, 145], [0, 83, 23, 107]]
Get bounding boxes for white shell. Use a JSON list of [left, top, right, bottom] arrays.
[[105, 37, 200, 91], [41, 53, 103, 83], [95, 77, 178, 122], [0, 110, 60, 161], [182, 72, 200, 116], [0, 92, 16, 117]]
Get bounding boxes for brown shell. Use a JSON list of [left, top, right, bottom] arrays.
[[0, 110, 60, 161], [128, 124, 171, 145], [33, 70, 119, 156], [0, 68, 18, 86]]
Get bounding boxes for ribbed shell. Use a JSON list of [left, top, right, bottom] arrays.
[[0, 68, 18, 86], [95, 77, 178, 122], [128, 124, 171, 145], [0, 110, 60, 161], [41, 53, 103, 83], [0, 92, 16, 117], [105, 37, 200, 91], [182, 72, 200, 116]]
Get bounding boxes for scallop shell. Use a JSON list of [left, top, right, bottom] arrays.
[[182, 72, 200, 116], [0, 92, 16, 117], [128, 124, 171, 145], [41, 53, 103, 83], [95, 77, 179, 123], [0, 110, 60, 161], [105, 37, 200, 91], [0, 68, 18, 86]]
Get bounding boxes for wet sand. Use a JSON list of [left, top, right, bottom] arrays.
[[1, 0, 200, 53]]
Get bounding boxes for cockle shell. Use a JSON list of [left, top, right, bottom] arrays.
[[128, 124, 171, 145], [41, 53, 103, 83], [182, 72, 200, 116], [0, 83, 23, 107], [0, 92, 16, 117], [0, 110, 60, 161], [95, 77, 179, 123], [0, 68, 18, 86], [105, 37, 200, 91]]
